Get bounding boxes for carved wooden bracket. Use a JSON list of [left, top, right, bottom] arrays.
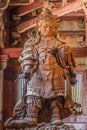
[[14, 0, 44, 16], [82, 0, 87, 15], [0, 0, 10, 10], [0, 0, 35, 10]]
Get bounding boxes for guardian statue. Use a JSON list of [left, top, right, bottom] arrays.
[[5, 7, 78, 129]]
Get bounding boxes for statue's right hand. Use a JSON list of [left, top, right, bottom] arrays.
[[23, 65, 32, 74]]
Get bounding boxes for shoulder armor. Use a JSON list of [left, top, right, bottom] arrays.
[[24, 34, 41, 49], [24, 38, 35, 49]]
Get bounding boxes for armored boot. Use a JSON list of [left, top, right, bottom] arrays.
[[24, 105, 38, 127], [23, 96, 42, 127], [4, 105, 39, 129], [50, 99, 64, 126], [4, 96, 42, 129]]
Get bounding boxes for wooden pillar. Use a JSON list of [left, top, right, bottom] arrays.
[[0, 54, 8, 130], [82, 70, 87, 115], [84, 15, 87, 46], [0, 11, 4, 48], [83, 0, 87, 47], [0, 70, 3, 129]]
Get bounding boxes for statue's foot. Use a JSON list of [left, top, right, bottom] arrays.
[[51, 118, 64, 126], [69, 103, 82, 115], [4, 118, 37, 129], [24, 117, 38, 127], [4, 117, 13, 128]]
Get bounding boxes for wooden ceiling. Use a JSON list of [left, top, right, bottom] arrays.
[[0, 0, 86, 30], [7, 0, 86, 33], [0, 1, 87, 45], [0, 0, 87, 59]]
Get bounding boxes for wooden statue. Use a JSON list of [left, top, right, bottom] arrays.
[[5, 7, 78, 130]]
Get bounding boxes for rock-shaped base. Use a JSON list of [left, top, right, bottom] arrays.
[[36, 123, 76, 130], [5, 123, 76, 130]]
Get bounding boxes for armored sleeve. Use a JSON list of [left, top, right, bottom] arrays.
[[18, 40, 38, 74]]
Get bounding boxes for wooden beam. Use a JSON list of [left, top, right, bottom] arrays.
[[1, 47, 87, 58], [16, 17, 36, 33], [60, 30, 85, 36], [53, 0, 83, 17], [71, 47, 87, 57], [60, 11, 84, 20], [1, 48, 22, 58], [14, 0, 81, 17], [9, 0, 34, 6], [14, 0, 44, 16]]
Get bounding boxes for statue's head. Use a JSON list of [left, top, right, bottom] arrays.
[[37, 7, 60, 37]]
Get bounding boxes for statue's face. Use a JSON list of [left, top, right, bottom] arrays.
[[38, 20, 54, 36]]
